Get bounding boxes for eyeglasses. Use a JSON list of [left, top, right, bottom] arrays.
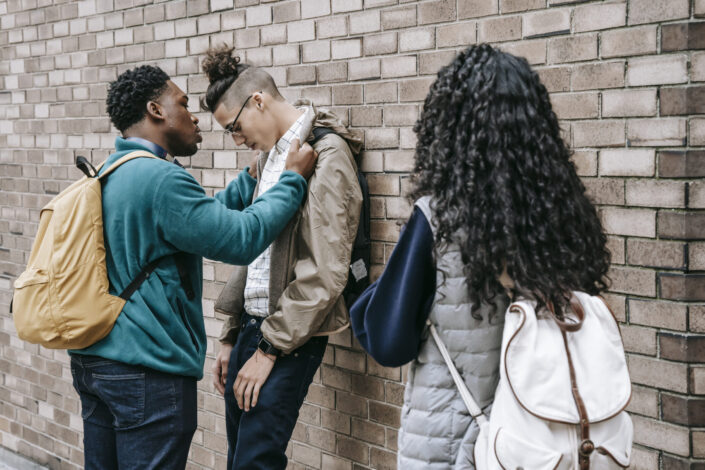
[[223, 94, 251, 137], [223, 91, 261, 137]]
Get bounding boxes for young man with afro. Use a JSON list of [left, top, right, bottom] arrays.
[[68, 65, 317, 469]]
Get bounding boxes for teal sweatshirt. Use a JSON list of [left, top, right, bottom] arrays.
[[69, 137, 307, 379]]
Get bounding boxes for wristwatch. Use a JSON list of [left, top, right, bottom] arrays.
[[257, 337, 281, 357]]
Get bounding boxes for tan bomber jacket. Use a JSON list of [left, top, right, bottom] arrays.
[[215, 100, 364, 354]]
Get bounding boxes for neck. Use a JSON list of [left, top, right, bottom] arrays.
[[271, 100, 304, 142], [123, 128, 171, 156]]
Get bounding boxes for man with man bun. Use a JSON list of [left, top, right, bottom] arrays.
[[201, 46, 363, 469]]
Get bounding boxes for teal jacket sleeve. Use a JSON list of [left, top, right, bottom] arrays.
[[155, 167, 306, 265], [214, 167, 257, 210]]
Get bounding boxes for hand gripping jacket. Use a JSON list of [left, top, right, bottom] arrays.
[[433, 292, 633, 469]]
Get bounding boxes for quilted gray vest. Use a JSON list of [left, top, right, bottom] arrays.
[[398, 197, 508, 470]]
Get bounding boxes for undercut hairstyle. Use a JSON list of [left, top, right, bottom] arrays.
[[410, 44, 610, 318], [201, 44, 283, 113], [106, 65, 170, 132]]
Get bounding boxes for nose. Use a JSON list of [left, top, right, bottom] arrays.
[[191, 114, 199, 125], [233, 134, 245, 146]]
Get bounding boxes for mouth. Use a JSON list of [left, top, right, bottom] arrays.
[[195, 128, 202, 142]]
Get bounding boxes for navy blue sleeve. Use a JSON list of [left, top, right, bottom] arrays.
[[350, 207, 435, 367]]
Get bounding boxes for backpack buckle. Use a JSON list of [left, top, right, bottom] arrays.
[[579, 439, 595, 457]]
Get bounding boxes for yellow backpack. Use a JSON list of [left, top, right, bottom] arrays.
[[12, 151, 162, 349]]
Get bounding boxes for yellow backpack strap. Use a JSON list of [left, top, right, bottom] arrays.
[[97, 150, 162, 180]]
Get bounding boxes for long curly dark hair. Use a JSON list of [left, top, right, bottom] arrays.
[[106, 65, 170, 132], [410, 44, 610, 317]]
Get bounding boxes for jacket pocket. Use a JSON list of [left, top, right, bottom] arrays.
[[494, 427, 563, 470]]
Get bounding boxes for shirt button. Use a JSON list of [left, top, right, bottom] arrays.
[[250, 319, 256, 324]]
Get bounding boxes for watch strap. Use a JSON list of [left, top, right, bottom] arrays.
[[258, 337, 281, 357]]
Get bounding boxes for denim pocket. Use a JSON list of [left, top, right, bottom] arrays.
[[296, 353, 324, 404], [89, 367, 146, 429], [77, 392, 99, 420], [291, 338, 327, 404]]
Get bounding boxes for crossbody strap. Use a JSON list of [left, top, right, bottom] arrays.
[[427, 320, 488, 425], [92, 150, 196, 302]]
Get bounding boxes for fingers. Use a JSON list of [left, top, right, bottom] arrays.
[[251, 382, 262, 409], [220, 359, 229, 388], [212, 361, 225, 395], [243, 381, 255, 412], [212, 356, 227, 395], [290, 137, 300, 152], [234, 373, 243, 409]]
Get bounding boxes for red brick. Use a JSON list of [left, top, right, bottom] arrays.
[[629, 299, 687, 332], [522, 8, 569, 38], [548, 34, 597, 64], [628, 0, 689, 25], [662, 22, 705, 52], [418, 0, 456, 25], [459, 0, 498, 19], [601, 26, 657, 58], [659, 274, 705, 302], [478, 16, 521, 43], [571, 61, 624, 91]]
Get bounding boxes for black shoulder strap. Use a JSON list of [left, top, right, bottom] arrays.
[[119, 258, 162, 300], [76, 156, 98, 178], [311, 127, 337, 145], [119, 255, 194, 301], [99, 153, 194, 302], [311, 127, 364, 167]]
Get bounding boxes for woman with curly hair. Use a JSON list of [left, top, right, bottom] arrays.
[[350, 43, 610, 469]]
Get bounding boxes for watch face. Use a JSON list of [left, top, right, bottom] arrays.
[[258, 338, 278, 356]]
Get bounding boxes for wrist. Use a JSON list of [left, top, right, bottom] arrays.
[[257, 349, 276, 362], [257, 336, 281, 358]]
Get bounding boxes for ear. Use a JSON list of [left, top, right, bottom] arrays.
[[145, 100, 166, 122], [252, 92, 265, 110]]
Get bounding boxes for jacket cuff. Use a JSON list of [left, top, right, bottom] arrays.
[[260, 319, 299, 355], [218, 313, 241, 345]]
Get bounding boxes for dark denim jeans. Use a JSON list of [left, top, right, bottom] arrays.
[[70, 354, 197, 470], [225, 312, 328, 470]]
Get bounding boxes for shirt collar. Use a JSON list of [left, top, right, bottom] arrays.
[[124, 137, 173, 162], [272, 109, 310, 156]]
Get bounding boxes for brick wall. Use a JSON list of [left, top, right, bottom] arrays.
[[0, 0, 703, 468]]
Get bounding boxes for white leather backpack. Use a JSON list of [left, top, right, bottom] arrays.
[[429, 291, 633, 470]]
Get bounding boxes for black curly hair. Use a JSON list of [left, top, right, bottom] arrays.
[[106, 65, 170, 132], [410, 44, 610, 318]]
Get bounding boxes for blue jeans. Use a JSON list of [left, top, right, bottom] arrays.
[[225, 313, 328, 470], [70, 355, 197, 470]]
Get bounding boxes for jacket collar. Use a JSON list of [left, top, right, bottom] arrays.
[[115, 136, 174, 162], [294, 99, 364, 155]]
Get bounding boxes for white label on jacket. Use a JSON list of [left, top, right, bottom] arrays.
[[350, 259, 367, 282]]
